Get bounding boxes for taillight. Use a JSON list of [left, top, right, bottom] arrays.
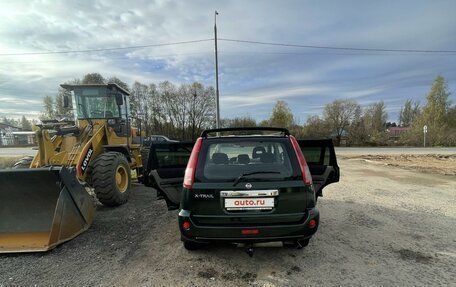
[[183, 137, 203, 189], [290, 135, 312, 186], [308, 219, 317, 229], [182, 221, 191, 230]]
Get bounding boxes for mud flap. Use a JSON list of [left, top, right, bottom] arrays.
[[0, 167, 96, 253]]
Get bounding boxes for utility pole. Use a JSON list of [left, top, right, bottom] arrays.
[[214, 11, 221, 129]]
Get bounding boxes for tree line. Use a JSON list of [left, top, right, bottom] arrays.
[[34, 73, 455, 146], [39, 73, 216, 141], [1, 116, 34, 131], [218, 75, 455, 146]]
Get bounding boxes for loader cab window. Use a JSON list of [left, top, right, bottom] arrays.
[[73, 87, 126, 119]]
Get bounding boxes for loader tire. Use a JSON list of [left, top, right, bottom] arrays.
[[12, 156, 34, 169], [92, 152, 131, 206]]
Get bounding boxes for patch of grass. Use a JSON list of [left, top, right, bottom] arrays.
[[0, 157, 21, 169]]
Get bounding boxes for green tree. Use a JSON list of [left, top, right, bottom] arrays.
[[346, 106, 368, 146], [399, 99, 420, 127], [268, 100, 294, 128], [1, 116, 11, 125], [401, 75, 453, 146], [81, 73, 105, 84], [258, 119, 270, 127], [365, 101, 387, 131], [107, 77, 130, 91], [40, 96, 55, 120], [1, 117, 20, 127], [303, 115, 330, 138], [222, 116, 257, 128], [447, 105, 456, 128], [421, 75, 451, 128], [363, 101, 388, 145], [54, 87, 75, 119], [20, 116, 32, 130]]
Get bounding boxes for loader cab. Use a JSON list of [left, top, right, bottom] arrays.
[[61, 83, 131, 137]]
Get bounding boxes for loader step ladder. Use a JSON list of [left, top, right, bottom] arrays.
[[66, 144, 81, 166]]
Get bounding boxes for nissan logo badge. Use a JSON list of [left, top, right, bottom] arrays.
[[245, 183, 252, 189]]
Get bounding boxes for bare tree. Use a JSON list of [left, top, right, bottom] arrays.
[[147, 83, 165, 135], [323, 99, 360, 146], [131, 81, 149, 134], [188, 83, 216, 140]]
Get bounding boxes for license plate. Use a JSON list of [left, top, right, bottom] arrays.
[[225, 197, 274, 210]]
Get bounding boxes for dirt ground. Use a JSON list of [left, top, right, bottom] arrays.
[[1, 157, 455, 286], [342, 154, 456, 176]]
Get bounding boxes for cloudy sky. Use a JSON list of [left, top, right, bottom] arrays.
[[1, 0, 455, 123]]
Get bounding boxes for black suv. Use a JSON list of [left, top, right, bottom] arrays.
[[144, 128, 339, 250]]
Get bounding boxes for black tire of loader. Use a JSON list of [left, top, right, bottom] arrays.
[[92, 152, 131, 206], [12, 156, 34, 169]]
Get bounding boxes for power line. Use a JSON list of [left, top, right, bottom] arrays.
[[0, 51, 213, 64], [219, 38, 456, 54], [0, 39, 214, 56], [220, 50, 452, 56], [1, 37, 455, 58]]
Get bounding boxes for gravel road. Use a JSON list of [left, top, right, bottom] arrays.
[[0, 147, 36, 157], [336, 147, 456, 155], [1, 158, 455, 286]]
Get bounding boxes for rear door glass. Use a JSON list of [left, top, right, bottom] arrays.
[[155, 145, 192, 168], [196, 138, 298, 182], [301, 147, 323, 164], [146, 142, 193, 175]]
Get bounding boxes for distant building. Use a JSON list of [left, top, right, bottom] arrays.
[[0, 123, 20, 146], [0, 123, 36, 146], [387, 127, 411, 142], [12, 131, 37, 145]]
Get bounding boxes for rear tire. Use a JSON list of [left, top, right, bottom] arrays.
[[92, 152, 131, 206], [12, 156, 34, 169]]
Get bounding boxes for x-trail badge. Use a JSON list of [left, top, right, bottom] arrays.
[[245, 183, 252, 189]]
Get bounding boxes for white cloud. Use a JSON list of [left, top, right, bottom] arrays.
[[0, 0, 455, 121]]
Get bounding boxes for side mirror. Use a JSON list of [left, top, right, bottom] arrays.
[[63, 95, 70, 108], [115, 93, 124, 106]]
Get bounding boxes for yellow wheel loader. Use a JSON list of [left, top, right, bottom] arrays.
[[0, 83, 142, 253]]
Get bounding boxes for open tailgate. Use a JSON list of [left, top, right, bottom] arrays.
[[298, 139, 339, 198], [144, 142, 193, 210]]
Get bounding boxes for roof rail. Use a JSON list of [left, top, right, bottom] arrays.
[[201, 127, 290, 138]]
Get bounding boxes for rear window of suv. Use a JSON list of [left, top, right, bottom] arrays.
[[195, 138, 300, 183]]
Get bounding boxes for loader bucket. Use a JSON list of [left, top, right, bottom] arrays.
[[0, 167, 95, 253]]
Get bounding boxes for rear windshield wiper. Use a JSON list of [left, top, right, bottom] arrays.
[[233, 171, 280, 186]]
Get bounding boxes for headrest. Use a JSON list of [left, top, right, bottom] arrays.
[[237, 154, 250, 164], [252, 146, 266, 159], [212, 153, 228, 164]]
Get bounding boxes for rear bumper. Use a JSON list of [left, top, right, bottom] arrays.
[[178, 208, 319, 243]]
